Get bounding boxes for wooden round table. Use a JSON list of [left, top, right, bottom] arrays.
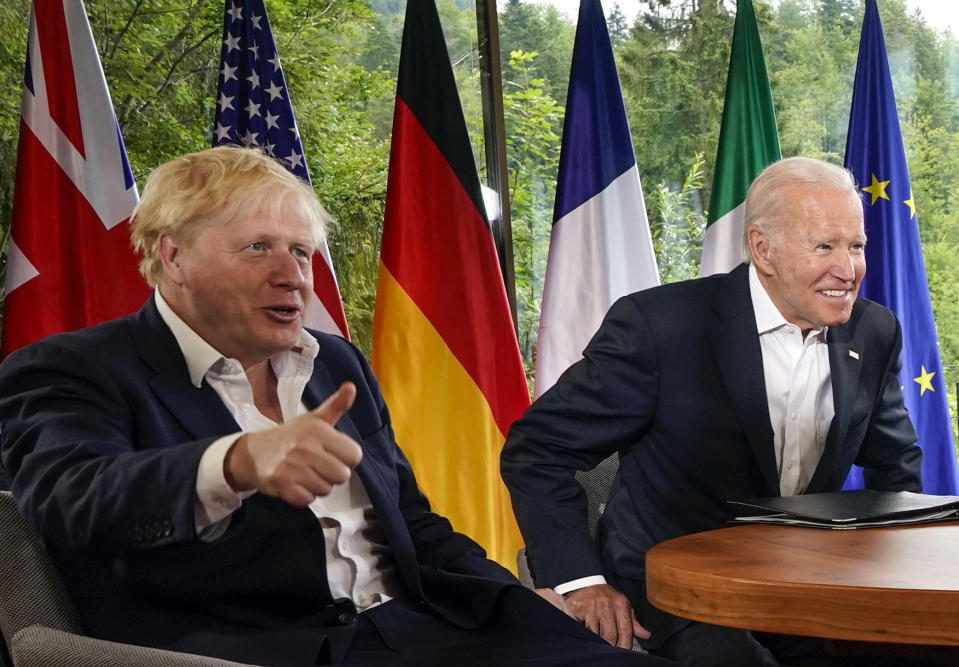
[[645, 522, 959, 645]]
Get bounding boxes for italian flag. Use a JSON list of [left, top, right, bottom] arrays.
[[701, 0, 780, 276]]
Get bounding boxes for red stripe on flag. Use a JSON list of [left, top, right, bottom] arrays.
[[33, 0, 86, 159], [380, 99, 529, 433], [1, 122, 148, 356], [311, 256, 349, 339]]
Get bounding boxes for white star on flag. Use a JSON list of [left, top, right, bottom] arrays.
[[285, 148, 304, 169], [224, 33, 241, 52], [265, 81, 284, 101], [227, 3, 243, 22], [214, 123, 232, 141], [220, 62, 237, 82]]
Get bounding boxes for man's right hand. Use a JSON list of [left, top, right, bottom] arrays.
[[563, 583, 650, 650], [223, 382, 364, 506]]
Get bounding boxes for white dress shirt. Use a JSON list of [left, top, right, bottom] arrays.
[[555, 265, 835, 595], [155, 291, 396, 611], [749, 264, 834, 496]]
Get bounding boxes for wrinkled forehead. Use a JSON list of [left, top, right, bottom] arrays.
[[779, 183, 864, 234]]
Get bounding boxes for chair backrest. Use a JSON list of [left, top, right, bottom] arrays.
[[574, 452, 620, 540], [516, 453, 620, 587], [0, 491, 85, 652]]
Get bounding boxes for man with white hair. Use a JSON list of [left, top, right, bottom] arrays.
[[503, 156, 923, 666], [0, 146, 673, 667]]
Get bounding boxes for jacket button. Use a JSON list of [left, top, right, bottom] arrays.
[[337, 611, 357, 624]]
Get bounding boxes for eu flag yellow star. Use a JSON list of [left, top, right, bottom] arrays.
[[862, 173, 891, 205], [904, 191, 916, 219], [914, 365, 936, 396]]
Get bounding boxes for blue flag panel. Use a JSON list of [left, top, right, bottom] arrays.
[[843, 0, 958, 494], [552, 0, 636, 222]]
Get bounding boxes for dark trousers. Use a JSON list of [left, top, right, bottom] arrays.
[[334, 587, 677, 666]]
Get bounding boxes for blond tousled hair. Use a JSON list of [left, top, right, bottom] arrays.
[[130, 146, 331, 286]]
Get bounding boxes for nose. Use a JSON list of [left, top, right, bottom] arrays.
[[269, 251, 309, 289], [833, 249, 858, 283]]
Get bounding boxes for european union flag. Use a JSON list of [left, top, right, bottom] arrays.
[[843, 0, 959, 494]]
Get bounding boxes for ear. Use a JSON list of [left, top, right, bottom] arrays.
[[157, 233, 186, 286], [748, 227, 774, 274]]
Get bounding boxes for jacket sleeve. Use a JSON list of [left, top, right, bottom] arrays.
[[501, 295, 660, 588], [0, 340, 212, 555], [856, 313, 923, 491]]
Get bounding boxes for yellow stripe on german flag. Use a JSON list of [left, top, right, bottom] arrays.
[[373, 266, 523, 567]]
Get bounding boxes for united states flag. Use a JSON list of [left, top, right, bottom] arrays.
[[2, 0, 149, 357], [213, 0, 349, 338]]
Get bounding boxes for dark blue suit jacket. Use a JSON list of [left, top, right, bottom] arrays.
[[502, 264, 922, 630], [0, 298, 519, 666]]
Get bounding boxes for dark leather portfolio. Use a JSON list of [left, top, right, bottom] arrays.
[[728, 490, 959, 528]]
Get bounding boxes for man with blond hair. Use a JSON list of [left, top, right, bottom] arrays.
[[503, 156, 923, 666], [0, 147, 672, 667]]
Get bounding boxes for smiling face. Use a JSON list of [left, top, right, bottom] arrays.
[[749, 183, 866, 335], [158, 200, 316, 369]]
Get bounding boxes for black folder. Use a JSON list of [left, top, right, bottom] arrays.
[[728, 490, 959, 529]]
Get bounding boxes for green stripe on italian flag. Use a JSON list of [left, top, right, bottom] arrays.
[[701, 0, 781, 276]]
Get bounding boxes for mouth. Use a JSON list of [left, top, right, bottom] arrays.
[[263, 305, 302, 323], [819, 289, 849, 297]]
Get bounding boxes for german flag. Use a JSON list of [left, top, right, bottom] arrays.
[[371, 0, 529, 571]]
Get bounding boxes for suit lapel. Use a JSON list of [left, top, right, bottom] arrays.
[[807, 318, 862, 492], [707, 265, 779, 495], [132, 298, 240, 442]]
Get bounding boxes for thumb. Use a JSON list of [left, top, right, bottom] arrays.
[[632, 613, 651, 640], [313, 381, 357, 425]]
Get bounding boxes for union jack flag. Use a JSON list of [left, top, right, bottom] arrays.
[[213, 0, 349, 338], [2, 0, 148, 356]]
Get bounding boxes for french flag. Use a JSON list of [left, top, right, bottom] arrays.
[[2, 0, 148, 356], [534, 0, 660, 398]]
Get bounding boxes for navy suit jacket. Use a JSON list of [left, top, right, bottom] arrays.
[[0, 298, 519, 666], [502, 264, 922, 611]]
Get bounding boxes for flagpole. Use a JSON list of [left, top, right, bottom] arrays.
[[476, 0, 518, 329]]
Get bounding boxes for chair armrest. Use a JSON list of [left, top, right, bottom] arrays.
[[10, 626, 258, 667]]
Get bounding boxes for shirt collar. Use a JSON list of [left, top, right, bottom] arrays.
[[748, 263, 827, 340], [154, 290, 319, 388]]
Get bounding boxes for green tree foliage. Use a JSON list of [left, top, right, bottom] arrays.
[[648, 152, 706, 283], [617, 0, 733, 226], [499, 0, 575, 105], [0, 2, 31, 299], [498, 50, 563, 379]]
